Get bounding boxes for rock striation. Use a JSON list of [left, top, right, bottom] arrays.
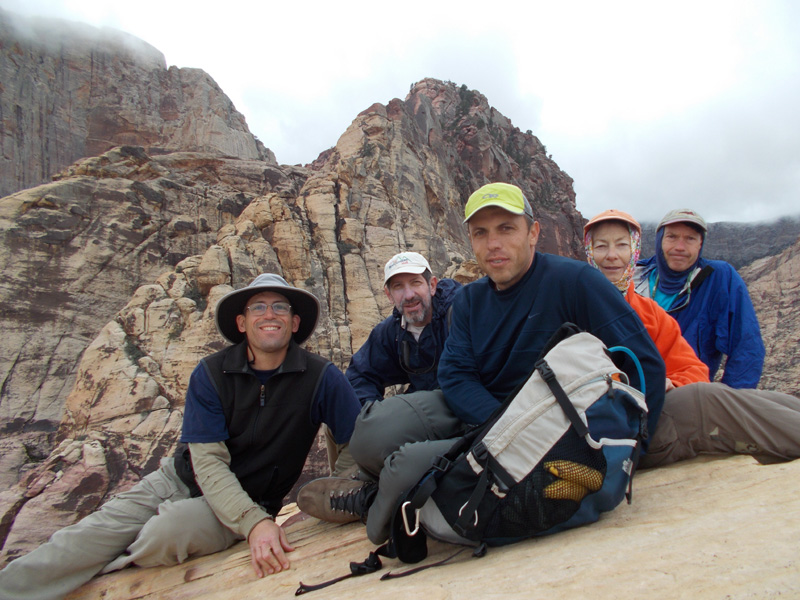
[[0, 8, 273, 200], [0, 146, 304, 450]]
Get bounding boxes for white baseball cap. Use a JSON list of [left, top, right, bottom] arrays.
[[383, 252, 431, 285]]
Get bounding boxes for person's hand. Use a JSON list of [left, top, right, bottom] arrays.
[[247, 518, 294, 578], [665, 378, 676, 392]]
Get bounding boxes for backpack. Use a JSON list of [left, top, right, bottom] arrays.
[[296, 324, 648, 593], [389, 322, 648, 563]]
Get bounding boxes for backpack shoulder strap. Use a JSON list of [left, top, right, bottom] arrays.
[[690, 265, 714, 291]]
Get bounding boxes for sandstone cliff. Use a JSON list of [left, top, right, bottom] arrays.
[[0, 8, 273, 201], [740, 236, 800, 396], [0, 147, 305, 467], [0, 73, 582, 563]]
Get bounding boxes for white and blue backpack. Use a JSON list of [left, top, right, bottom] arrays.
[[389, 323, 649, 563]]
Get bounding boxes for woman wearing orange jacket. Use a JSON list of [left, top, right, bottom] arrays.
[[584, 210, 800, 467]]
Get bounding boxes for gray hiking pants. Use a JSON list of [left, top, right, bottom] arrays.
[[642, 382, 800, 468], [349, 390, 465, 545], [0, 458, 241, 600]]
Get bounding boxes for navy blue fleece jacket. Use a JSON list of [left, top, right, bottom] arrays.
[[636, 256, 764, 388], [346, 278, 461, 404], [438, 253, 666, 442]]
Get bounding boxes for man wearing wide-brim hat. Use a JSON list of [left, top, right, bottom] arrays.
[[0, 274, 361, 599]]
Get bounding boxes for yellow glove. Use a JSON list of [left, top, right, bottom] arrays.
[[543, 460, 604, 502], [543, 478, 589, 502]]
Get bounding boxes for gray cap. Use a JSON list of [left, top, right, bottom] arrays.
[[214, 273, 320, 345], [657, 208, 708, 233]]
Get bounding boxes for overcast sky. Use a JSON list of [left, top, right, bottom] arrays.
[[3, 0, 799, 224]]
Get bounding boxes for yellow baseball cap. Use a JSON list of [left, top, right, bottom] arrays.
[[464, 182, 534, 223]]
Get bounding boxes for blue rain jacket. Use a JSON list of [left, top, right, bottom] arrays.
[[636, 256, 764, 388]]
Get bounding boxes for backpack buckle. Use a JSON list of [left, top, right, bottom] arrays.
[[457, 501, 479, 527], [431, 455, 451, 472], [535, 359, 555, 382], [401, 501, 420, 536]]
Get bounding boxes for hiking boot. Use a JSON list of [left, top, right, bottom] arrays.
[[296, 477, 377, 524]]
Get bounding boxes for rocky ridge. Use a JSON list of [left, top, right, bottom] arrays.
[[740, 238, 800, 396]]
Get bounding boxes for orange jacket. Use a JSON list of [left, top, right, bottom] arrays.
[[625, 282, 710, 387]]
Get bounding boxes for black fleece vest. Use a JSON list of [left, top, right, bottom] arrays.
[[175, 341, 330, 516]]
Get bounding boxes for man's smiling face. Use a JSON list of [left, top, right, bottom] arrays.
[[384, 272, 437, 327], [236, 291, 299, 357]]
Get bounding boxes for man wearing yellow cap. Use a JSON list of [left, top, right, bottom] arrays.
[[298, 183, 665, 547]]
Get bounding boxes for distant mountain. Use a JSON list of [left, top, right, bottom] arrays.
[[0, 7, 272, 199]]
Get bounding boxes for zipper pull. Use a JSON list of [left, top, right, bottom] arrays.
[[260, 385, 266, 407]]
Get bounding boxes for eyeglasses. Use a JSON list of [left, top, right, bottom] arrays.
[[245, 301, 292, 316]]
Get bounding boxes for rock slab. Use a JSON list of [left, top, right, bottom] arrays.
[[65, 455, 800, 599]]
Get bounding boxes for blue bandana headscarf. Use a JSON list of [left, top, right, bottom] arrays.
[[654, 226, 705, 295]]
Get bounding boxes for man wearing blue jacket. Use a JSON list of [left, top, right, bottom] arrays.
[[298, 183, 666, 547], [635, 209, 765, 388], [346, 251, 461, 404], [323, 252, 460, 474]]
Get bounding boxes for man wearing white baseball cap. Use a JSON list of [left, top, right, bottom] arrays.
[[0, 273, 361, 599], [635, 208, 765, 389], [345, 252, 461, 404], [316, 252, 461, 483]]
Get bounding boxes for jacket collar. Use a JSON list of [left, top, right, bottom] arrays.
[[222, 339, 308, 375]]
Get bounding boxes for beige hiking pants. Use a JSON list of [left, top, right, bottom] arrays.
[[0, 458, 241, 600], [642, 382, 800, 468]]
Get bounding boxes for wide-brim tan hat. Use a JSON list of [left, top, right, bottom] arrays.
[[214, 273, 320, 345]]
